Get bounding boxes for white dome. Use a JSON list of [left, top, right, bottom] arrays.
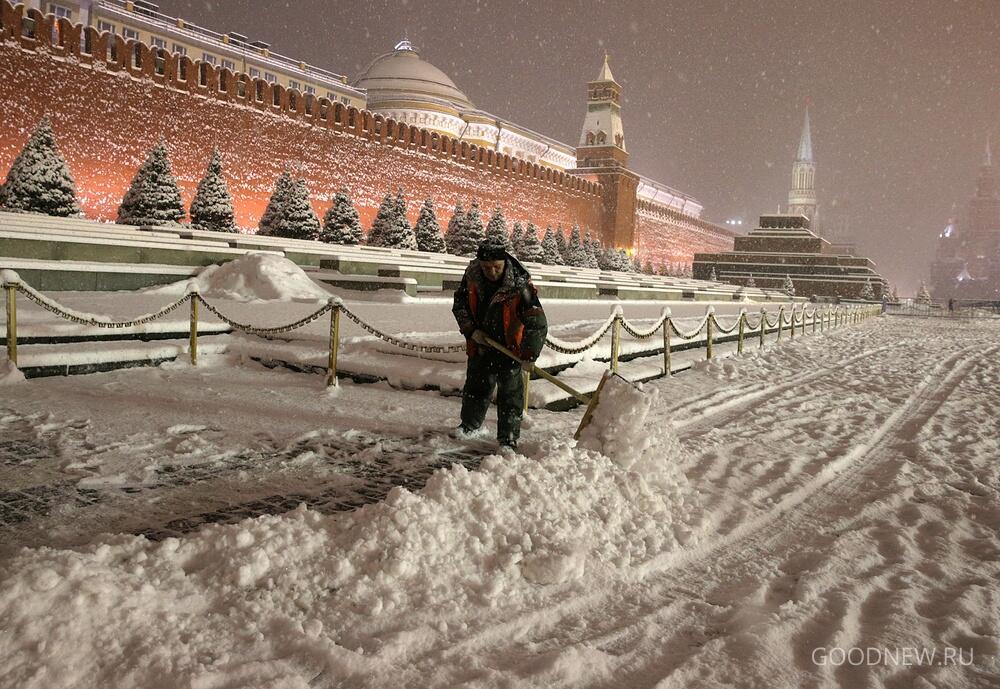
[[355, 41, 474, 111]]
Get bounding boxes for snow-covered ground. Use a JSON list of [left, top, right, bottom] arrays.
[[2, 313, 998, 688]]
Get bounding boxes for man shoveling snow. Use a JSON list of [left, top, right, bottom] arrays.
[[452, 237, 548, 449]]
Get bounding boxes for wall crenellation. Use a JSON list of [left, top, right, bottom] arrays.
[[0, 1, 600, 199]]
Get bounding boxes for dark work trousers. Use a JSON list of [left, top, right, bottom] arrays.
[[460, 351, 524, 444]]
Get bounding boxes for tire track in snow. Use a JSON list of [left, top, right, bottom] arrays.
[[574, 343, 996, 688], [380, 342, 991, 689], [670, 343, 894, 436]]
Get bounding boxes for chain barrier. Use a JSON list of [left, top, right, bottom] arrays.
[[195, 295, 334, 338], [668, 314, 710, 340], [544, 311, 617, 354], [337, 303, 467, 354], [12, 281, 191, 328], [3, 269, 882, 387], [710, 314, 741, 335], [619, 312, 670, 340]]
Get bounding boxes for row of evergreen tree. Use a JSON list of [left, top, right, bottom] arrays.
[[0, 119, 678, 275]]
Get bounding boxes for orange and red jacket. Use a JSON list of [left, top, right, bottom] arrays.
[[452, 256, 548, 361]]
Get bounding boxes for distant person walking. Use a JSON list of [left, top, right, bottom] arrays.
[[452, 237, 548, 449]]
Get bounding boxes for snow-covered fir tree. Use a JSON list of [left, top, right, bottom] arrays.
[[189, 149, 235, 232], [782, 274, 796, 295], [368, 191, 417, 249], [518, 223, 545, 263], [413, 198, 446, 253], [564, 225, 590, 267], [583, 232, 601, 269], [259, 171, 295, 236], [1, 117, 79, 217], [860, 278, 876, 301], [555, 226, 568, 262], [484, 206, 511, 249], [447, 200, 485, 256], [444, 202, 465, 253], [709, 265, 718, 281], [394, 188, 408, 220], [643, 260, 655, 274], [509, 222, 525, 257], [631, 255, 643, 273], [917, 282, 933, 305], [117, 142, 184, 226], [891, 285, 899, 301], [540, 226, 563, 265], [596, 246, 615, 270], [465, 201, 486, 248], [265, 177, 319, 240], [319, 189, 364, 244], [365, 192, 395, 246], [746, 274, 756, 288]]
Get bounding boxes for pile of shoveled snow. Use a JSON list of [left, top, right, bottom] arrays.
[[0, 438, 700, 688], [576, 373, 679, 473], [149, 253, 331, 302]]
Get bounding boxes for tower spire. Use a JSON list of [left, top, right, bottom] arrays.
[[787, 105, 818, 230], [576, 54, 628, 166], [597, 52, 615, 82], [797, 108, 813, 162]]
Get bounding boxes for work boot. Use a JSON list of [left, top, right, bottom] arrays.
[[452, 425, 486, 440]]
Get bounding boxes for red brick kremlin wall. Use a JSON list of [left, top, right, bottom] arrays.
[[635, 202, 735, 268], [0, 2, 735, 264]]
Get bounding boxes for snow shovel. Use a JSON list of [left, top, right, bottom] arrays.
[[480, 334, 612, 439]]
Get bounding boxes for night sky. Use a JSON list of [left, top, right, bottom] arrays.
[[157, 0, 999, 292]]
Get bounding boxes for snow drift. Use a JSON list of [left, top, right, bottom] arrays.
[[149, 253, 331, 302], [0, 433, 699, 688]]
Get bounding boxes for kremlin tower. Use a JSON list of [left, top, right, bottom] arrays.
[[787, 108, 818, 231]]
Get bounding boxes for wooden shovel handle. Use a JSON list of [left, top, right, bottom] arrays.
[[481, 335, 591, 404]]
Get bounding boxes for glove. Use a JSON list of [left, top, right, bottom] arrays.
[[520, 360, 535, 373], [471, 329, 488, 345]]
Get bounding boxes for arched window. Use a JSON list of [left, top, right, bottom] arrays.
[[596, 131, 607, 144]]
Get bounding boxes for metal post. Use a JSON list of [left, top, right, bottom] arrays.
[[812, 308, 817, 334], [4, 285, 16, 366], [759, 308, 766, 348], [706, 313, 714, 360], [189, 294, 198, 365], [663, 319, 671, 375], [820, 308, 825, 333], [790, 306, 796, 339], [327, 306, 340, 386], [737, 312, 745, 354], [777, 306, 784, 341], [610, 315, 621, 373]]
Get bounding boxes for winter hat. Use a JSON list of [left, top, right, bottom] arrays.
[[476, 236, 508, 261]]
